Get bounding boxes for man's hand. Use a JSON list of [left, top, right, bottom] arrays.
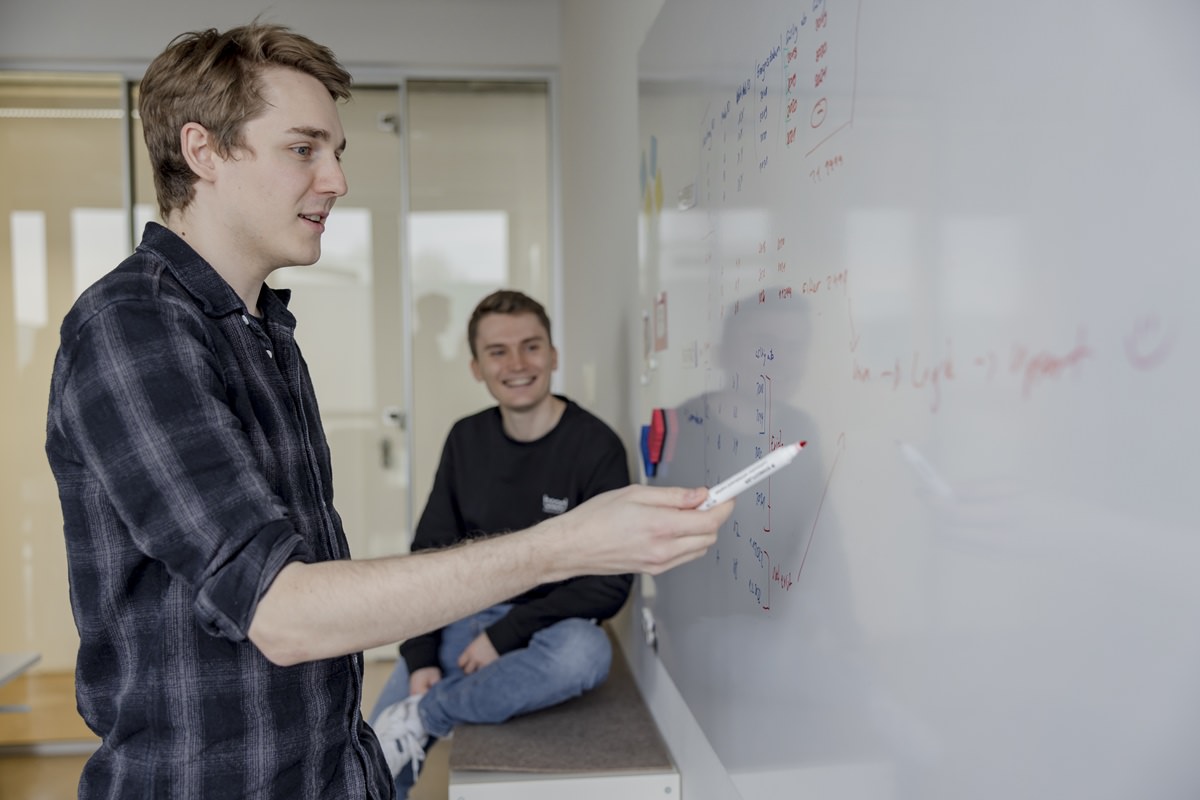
[[409, 666, 442, 695], [538, 485, 733, 582], [457, 633, 500, 674]]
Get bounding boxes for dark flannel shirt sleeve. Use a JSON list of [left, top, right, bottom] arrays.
[[398, 438, 464, 672], [485, 431, 634, 655], [51, 293, 310, 641]]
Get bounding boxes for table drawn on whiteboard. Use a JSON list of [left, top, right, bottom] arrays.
[[648, 0, 1181, 414]]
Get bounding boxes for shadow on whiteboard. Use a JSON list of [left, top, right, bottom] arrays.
[[649, 293, 945, 787]]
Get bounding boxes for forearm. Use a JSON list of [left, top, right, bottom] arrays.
[[250, 524, 558, 665], [250, 484, 726, 665]]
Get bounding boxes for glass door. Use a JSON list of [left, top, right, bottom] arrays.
[[405, 79, 553, 515], [269, 87, 411, 564], [0, 73, 130, 671]]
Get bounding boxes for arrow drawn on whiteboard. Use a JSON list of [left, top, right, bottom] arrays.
[[796, 431, 846, 581]]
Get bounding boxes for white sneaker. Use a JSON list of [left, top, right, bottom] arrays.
[[374, 694, 431, 781]]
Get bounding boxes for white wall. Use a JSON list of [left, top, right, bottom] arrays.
[[558, 5, 737, 799], [557, 0, 655, 441]]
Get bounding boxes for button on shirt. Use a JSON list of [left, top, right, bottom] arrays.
[[45, 223, 392, 799]]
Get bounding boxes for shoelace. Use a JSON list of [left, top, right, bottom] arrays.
[[396, 729, 426, 781]]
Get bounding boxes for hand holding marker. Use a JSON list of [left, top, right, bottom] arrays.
[[697, 441, 807, 511]]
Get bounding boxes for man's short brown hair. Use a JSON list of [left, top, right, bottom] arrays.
[[138, 21, 352, 218], [467, 290, 554, 359]]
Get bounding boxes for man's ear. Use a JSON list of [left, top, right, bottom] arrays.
[[469, 358, 483, 382], [179, 122, 218, 182]]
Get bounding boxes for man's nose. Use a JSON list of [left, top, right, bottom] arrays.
[[319, 156, 348, 197]]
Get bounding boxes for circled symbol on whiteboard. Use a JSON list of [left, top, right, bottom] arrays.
[[1123, 314, 1175, 370], [811, 98, 828, 128]]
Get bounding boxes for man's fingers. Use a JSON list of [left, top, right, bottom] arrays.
[[548, 485, 735, 579], [642, 529, 717, 575], [639, 497, 733, 574], [619, 484, 714, 509], [676, 486, 711, 509]]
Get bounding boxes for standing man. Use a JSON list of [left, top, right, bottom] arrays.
[[371, 290, 634, 795], [44, 23, 732, 799]]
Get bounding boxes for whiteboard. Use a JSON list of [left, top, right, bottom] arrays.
[[635, 1, 1200, 799]]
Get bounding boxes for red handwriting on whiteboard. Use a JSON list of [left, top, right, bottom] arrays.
[[811, 97, 828, 128], [800, 268, 848, 295], [852, 330, 1103, 411], [771, 562, 794, 592], [1012, 329, 1092, 399], [784, 24, 800, 149], [852, 348, 952, 413], [809, 153, 843, 182], [910, 348, 957, 413]]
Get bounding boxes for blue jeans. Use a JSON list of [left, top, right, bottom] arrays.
[[368, 604, 613, 798]]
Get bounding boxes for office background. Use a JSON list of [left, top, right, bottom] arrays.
[[2, 0, 702, 773], [13, 2, 1198, 798]]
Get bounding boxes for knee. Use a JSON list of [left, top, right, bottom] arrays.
[[534, 619, 611, 691], [368, 659, 413, 725]]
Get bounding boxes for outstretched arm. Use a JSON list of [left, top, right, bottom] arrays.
[[249, 484, 731, 665]]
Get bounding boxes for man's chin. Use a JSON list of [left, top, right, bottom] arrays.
[[285, 250, 322, 269], [497, 390, 551, 414]]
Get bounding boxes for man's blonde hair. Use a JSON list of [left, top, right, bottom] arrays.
[[138, 21, 352, 218]]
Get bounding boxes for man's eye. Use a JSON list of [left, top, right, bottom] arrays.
[[293, 146, 312, 157]]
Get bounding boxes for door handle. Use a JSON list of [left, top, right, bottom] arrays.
[[382, 405, 406, 430]]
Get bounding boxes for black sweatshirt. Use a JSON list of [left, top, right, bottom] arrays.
[[399, 397, 633, 672]]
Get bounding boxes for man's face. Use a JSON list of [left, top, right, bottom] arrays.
[[210, 66, 347, 273], [470, 312, 557, 413]]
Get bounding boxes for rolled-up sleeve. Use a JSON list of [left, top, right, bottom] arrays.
[[52, 293, 312, 641]]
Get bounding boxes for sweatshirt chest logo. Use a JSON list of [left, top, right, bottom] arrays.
[[542, 494, 569, 515]]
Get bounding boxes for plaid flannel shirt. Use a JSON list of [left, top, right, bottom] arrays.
[[45, 223, 392, 799]]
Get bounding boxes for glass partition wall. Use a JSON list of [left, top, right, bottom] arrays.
[[0, 73, 130, 675], [1, 73, 553, 670]]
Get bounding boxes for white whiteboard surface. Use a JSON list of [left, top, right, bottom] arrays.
[[635, 1, 1200, 799]]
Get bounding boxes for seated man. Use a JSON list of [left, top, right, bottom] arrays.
[[370, 289, 633, 796]]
